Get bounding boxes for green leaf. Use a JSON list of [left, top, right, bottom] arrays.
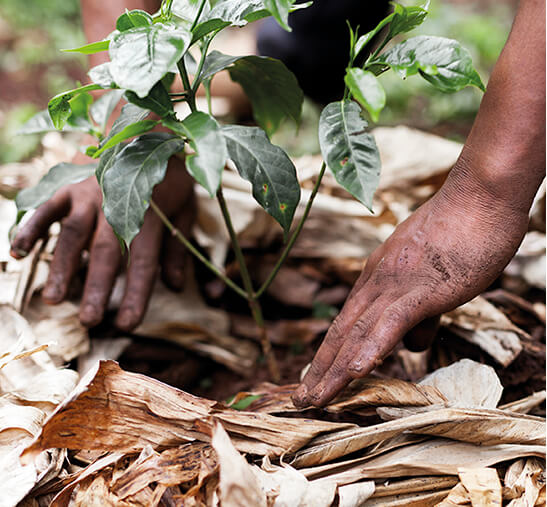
[[173, 112, 226, 196], [222, 125, 300, 234], [200, 0, 266, 27], [319, 101, 380, 211], [96, 143, 124, 190], [47, 84, 103, 130], [344, 68, 386, 123], [103, 103, 150, 144], [228, 56, 303, 136], [229, 394, 262, 410], [199, 50, 241, 81], [109, 22, 191, 98], [17, 110, 88, 135], [66, 92, 93, 130], [93, 120, 159, 158], [88, 62, 116, 88], [388, 3, 429, 39], [90, 90, 125, 133], [263, 0, 293, 31], [16, 163, 96, 217], [354, 13, 395, 58], [172, 0, 210, 23], [125, 82, 174, 118], [102, 133, 185, 247], [86, 145, 99, 157], [62, 40, 110, 55], [116, 9, 154, 31], [199, 52, 303, 136], [375, 35, 485, 92], [191, 19, 231, 42]]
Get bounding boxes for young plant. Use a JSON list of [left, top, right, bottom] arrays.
[[16, 0, 484, 381]]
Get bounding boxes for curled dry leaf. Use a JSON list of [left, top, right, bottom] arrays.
[[458, 467, 502, 507], [362, 488, 453, 506], [292, 407, 545, 468], [440, 297, 526, 367], [499, 391, 547, 415], [325, 376, 447, 414], [337, 481, 375, 507], [110, 442, 216, 499], [211, 422, 267, 507], [437, 482, 472, 506], [127, 271, 259, 375], [504, 458, 545, 506], [305, 438, 544, 481], [22, 360, 350, 462]]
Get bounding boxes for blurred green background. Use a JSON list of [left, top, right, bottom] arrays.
[[0, 0, 515, 163]]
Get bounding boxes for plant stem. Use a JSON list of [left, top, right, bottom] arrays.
[[204, 79, 213, 115], [149, 199, 248, 300], [216, 188, 280, 382], [177, 60, 197, 112], [191, 37, 213, 94], [190, 0, 208, 31], [255, 161, 327, 299]]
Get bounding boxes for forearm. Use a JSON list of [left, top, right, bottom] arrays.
[[81, 0, 160, 68], [447, 0, 545, 214]]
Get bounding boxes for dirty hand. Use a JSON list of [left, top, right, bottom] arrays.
[[10, 154, 194, 331], [292, 168, 530, 408]]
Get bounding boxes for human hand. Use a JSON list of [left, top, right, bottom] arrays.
[[10, 154, 194, 331], [292, 168, 531, 408]]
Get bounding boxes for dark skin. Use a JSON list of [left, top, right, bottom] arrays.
[[10, 1, 545, 403], [293, 0, 546, 407], [10, 0, 195, 331]]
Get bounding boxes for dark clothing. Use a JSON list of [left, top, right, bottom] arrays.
[[257, 1, 391, 104]]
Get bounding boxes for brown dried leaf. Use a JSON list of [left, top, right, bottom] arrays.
[[326, 376, 447, 413], [211, 422, 267, 507], [499, 392, 547, 415], [23, 361, 350, 461], [458, 467, 502, 507], [504, 458, 545, 506], [441, 297, 526, 367], [437, 483, 472, 506], [337, 481, 375, 507], [362, 488, 453, 506], [305, 438, 544, 481], [110, 442, 215, 499], [372, 476, 458, 498], [130, 275, 259, 375], [24, 298, 89, 364], [292, 407, 545, 468]]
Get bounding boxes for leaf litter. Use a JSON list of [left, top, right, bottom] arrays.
[[0, 127, 544, 506]]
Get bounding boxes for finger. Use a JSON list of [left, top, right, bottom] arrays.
[[292, 288, 382, 408], [161, 195, 195, 291], [347, 295, 425, 378], [79, 215, 122, 327], [403, 316, 440, 352], [10, 192, 70, 258], [305, 299, 388, 407], [42, 205, 96, 303], [114, 212, 163, 331]]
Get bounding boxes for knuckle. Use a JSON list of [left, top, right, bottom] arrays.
[[130, 254, 157, 274], [91, 238, 118, 258], [61, 216, 86, 238]]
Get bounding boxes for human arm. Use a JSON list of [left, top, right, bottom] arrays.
[[293, 0, 545, 408]]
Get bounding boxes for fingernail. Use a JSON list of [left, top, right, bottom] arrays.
[[80, 304, 99, 325], [116, 310, 136, 330], [292, 385, 308, 407], [10, 247, 28, 258]]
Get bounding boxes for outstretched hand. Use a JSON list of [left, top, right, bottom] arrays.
[[10, 154, 194, 331], [292, 172, 530, 408]]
